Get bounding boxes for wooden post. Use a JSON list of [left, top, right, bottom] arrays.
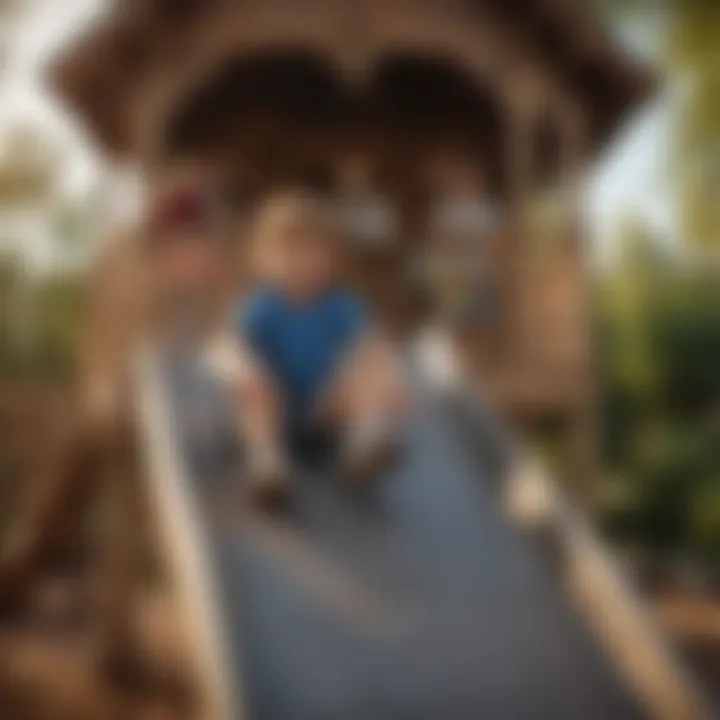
[[0, 410, 94, 613], [0, 223, 150, 688], [93, 403, 144, 680], [557, 98, 599, 511], [501, 77, 537, 366]]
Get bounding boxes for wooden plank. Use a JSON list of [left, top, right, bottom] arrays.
[[0, 633, 117, 719], [133, 348, 241, 720]]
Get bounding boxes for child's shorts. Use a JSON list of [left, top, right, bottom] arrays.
[[285, 415, 339, 464]]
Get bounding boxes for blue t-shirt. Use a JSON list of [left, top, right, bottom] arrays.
[[237, 286, 367, 420]]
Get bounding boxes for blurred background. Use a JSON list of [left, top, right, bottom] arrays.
[[0, 0, 718, 715]]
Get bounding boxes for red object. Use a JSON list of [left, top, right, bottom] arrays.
[[150, 186, 216, 237]]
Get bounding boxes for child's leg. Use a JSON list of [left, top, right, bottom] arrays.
[[324, 334, 407, 480], [341, 334, 405, 420], [205, 335, 289, 501]]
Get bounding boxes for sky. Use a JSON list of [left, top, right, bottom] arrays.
[[0, 0, 675, 265], [0, 0, 103, 192]]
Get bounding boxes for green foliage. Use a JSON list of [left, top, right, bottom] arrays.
[[0, 262, 82, 381], [605, 420, 720, 556], [596, 0, 720, 250], [597, 1, 720, 560], [599, 219, 720, 561], [663, 3, 720, 250], [647, 273, 720, 414], [688, 478, 720, 558]]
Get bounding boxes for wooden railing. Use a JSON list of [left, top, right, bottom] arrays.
[[0, 382, 75, 492]]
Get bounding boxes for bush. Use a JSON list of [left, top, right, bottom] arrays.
[[598, 232, 720, 563]]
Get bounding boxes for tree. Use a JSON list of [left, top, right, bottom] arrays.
[[0, 0, 28, 78], [599, 212, 720, 560], [595, 0, 720, 251], [0, 123, 60, 209]]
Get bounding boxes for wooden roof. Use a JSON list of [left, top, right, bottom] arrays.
[[49, 0, 654, 160]]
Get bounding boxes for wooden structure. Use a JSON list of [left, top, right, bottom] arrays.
[[50, 0, 652, 501], [7, 5, 720, 720], [0, 4, 662, 718]]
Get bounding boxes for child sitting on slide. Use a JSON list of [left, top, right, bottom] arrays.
[[211, 191, 406, 506]]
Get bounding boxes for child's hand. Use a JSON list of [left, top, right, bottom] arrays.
[[204, 333, 247, 383], [204, 334, 273, 395]]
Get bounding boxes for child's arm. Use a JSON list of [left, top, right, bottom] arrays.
[[205, 329, 283, 449], [204, 295, 276, 397], [205, 332, 264, 386]]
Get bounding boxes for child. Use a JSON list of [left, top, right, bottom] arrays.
[[217, 191, 406, 506]]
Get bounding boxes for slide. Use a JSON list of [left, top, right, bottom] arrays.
[[135, 342, 709, 720]]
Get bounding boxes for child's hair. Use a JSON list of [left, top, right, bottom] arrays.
[[251, 189, 342, 273]]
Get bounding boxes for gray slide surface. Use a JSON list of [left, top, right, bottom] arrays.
[[163, 350, 646, 720]]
